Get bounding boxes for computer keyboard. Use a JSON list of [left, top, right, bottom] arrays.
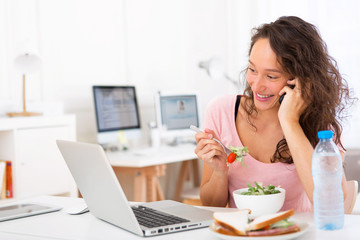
[[131, 205, 190, 228]]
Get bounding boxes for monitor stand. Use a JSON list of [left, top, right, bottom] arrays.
[[97, 131, 127, 152], [163, 135, 196, 147], [167, 136, 184, 146], [97, 129, 142, 152]]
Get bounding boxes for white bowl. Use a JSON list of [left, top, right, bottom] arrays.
[[233, 187, 285, 217]]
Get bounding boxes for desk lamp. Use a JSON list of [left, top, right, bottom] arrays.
[[199, 57, 240, 90], [7, 53, 42, 117]]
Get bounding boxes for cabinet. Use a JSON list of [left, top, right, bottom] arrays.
[[0, 115, 77, 200]]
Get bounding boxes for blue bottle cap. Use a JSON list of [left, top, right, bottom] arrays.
[[318, 130, 333, 139]]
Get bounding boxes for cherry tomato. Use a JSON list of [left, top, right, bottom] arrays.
[[227, 152, 237, 164]]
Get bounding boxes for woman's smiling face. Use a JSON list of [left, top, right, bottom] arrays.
[[246, 38, 292, 111]]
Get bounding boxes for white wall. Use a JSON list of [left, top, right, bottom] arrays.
[[37, 0, 129, 141], [122, 0, 231, 145], [0, 0, 232, 143]]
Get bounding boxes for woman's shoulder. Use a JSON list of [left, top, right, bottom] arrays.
[[203, 94, 238, 132], [204, 94, 237, 121]]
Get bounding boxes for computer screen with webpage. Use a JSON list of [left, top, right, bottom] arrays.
[[159, 95, 199, 130], [93, 86, 141, 147], [155, 92, 200, 144]]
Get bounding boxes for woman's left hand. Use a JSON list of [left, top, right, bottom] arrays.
[[278, 78, 308, 125]]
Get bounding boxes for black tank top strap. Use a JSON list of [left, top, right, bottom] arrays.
[[235, 95, 241, 121]]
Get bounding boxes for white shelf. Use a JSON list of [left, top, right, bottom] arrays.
[[0, 115, 78, 201]]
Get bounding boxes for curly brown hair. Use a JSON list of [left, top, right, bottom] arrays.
[[242, 16, 355, 164]]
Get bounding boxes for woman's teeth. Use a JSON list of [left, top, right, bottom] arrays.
[[257, 93, 273, 98]]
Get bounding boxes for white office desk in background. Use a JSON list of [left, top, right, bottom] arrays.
[[106, 143, 200, 202]]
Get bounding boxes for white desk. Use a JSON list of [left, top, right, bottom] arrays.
[[107, 143, 198, 167], [0, 195, 359, 240], [106, 143, 200, 202]]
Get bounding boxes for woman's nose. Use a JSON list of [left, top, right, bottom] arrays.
[[251, 75, 266, 91]]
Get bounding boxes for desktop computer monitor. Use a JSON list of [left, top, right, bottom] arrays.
[[93, 85, 141, 148], [154, 91, 200, 144]]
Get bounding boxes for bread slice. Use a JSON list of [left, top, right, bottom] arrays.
[[213, 209, 251, 236], [246, 209, 294, 231], [211, 221, 239, 236]]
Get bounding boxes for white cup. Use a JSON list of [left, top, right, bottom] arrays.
[[150, 128, 160, 148]]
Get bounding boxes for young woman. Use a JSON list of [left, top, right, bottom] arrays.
[[194, 16, 354, 212]]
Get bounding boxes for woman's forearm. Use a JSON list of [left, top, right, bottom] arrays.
[[281, 120, 315, 203], [200, 169, 229, 207]]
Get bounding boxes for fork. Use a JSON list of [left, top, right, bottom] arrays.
[[190, 125, 233, 155]]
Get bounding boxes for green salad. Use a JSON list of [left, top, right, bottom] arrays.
[[241, 181, 281, 195]]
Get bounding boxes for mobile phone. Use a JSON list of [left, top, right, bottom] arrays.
[[279, 85, 295, 104]]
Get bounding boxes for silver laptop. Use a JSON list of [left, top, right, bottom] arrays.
[[56, 140, 213, 237]]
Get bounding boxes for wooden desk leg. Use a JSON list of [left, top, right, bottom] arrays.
[[173, 161, 191, 201], [155, 165, 166, 201], [192, 159, 200, 187], [173, 159, 201, 202], [113, 165, 166, 202], [146, 174, 157, 202], [134, 170, 146, 202], [155, 179, 165, 200], [145, 165, 166, 202]]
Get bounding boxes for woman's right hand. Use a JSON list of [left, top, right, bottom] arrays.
[[194, 128, 228, 173]]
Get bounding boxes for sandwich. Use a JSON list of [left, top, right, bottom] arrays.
[[212, 209, 251, 236], [212, 209, 300, 237]]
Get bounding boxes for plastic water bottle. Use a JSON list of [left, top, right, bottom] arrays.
[[312, 130, 344, 230]]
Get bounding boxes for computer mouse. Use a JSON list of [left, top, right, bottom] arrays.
[[63, 203, 89, 215]]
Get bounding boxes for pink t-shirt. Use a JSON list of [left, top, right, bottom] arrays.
[[203, 94, 312, 212]]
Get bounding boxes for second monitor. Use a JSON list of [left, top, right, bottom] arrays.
[[154, 91, 200, 145]]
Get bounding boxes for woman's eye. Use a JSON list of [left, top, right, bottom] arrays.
[[267, 75, 277, 79], [248, 67, 255, 73]]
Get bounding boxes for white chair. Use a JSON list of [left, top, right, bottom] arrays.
[[344, 180, 358, 214]]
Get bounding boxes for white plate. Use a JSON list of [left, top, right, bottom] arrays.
[[209, 220, 310, 240]]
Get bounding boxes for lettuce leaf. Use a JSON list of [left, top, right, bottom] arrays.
[[270, 219, 295, 229]]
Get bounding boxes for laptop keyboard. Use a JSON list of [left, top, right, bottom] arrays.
[[131, 205, 190, 228]]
